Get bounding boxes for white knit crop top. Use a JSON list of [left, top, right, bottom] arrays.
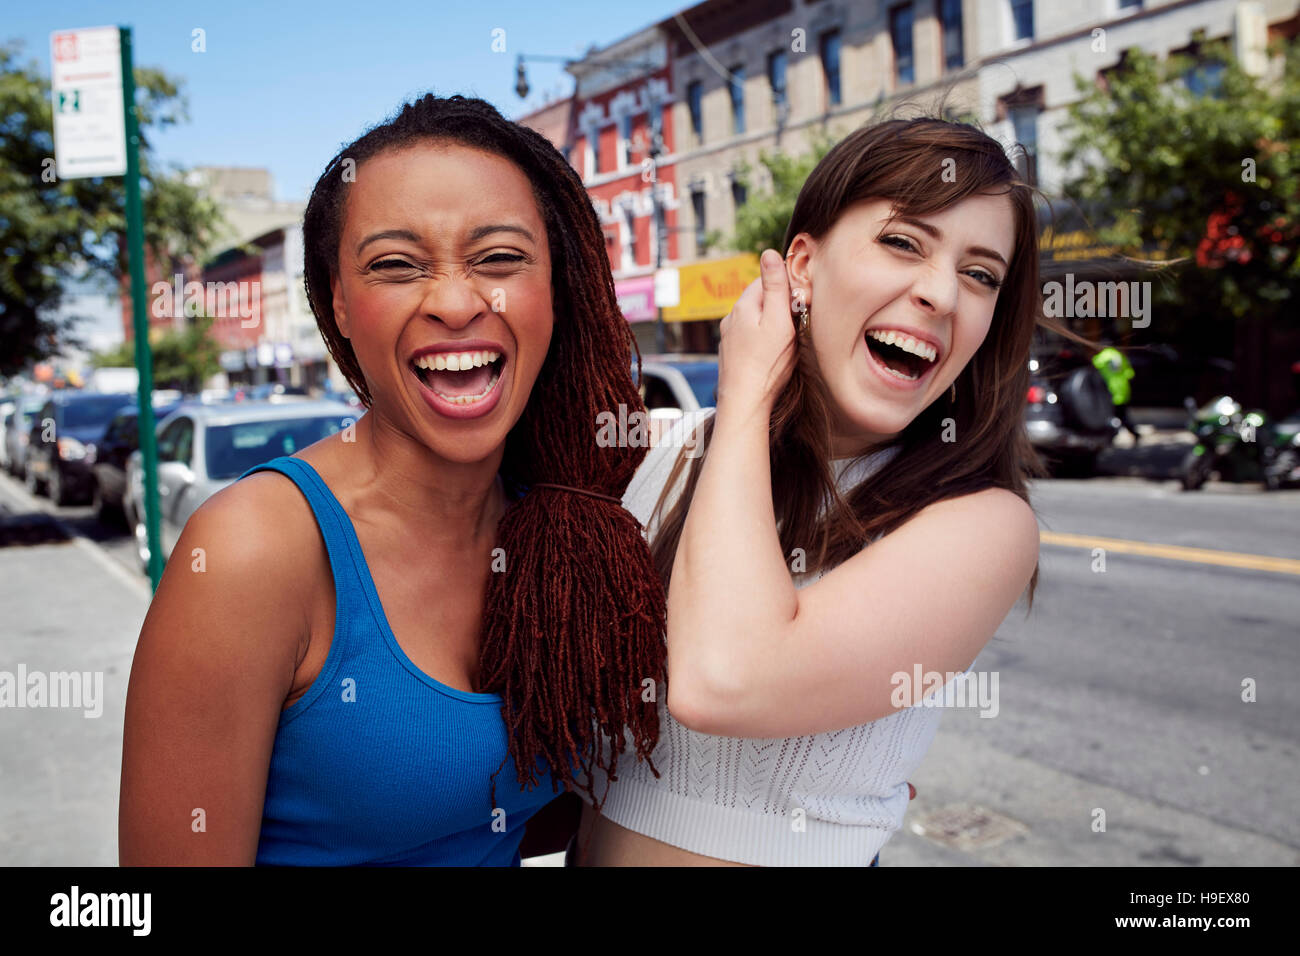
[[579, 407, 951, 866]]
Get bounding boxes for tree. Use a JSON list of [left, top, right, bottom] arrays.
[[0, 41, 227, 376], [91, 317, 221, 393], [727, 134, 837, 255], [1058, 39, 1300, 342]]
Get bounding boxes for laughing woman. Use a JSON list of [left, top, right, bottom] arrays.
[[571, 118, 1051, 866], [119, 94, 665, 865]]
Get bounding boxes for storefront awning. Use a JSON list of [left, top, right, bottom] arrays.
[[662, 252, 761, 322]]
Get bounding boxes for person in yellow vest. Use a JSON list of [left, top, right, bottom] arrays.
[[1092, 343, 1137, 443]]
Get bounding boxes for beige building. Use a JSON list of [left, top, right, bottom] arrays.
[[659, 0, 982, 347]]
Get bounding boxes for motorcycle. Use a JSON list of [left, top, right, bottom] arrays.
[[1181, 396, 1300, 491], [1263, 412, 1300, 491]]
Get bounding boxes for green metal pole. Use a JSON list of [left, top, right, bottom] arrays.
[[120, 26, 164, 591]]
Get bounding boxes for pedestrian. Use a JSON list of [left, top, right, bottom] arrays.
[[1093, 341, 1138, 442], [568, 117, 1054, 866], [119, 94, 666, 865]]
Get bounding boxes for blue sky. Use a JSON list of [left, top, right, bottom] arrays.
[[6, 0, 688, 352], [7, 0, 688, 201]]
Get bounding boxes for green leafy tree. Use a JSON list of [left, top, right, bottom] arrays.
[[91, 317, 221, 392], [0, 41, 226, 376], [728, 134, 837, 255], [1058, 39, 1300, 343]]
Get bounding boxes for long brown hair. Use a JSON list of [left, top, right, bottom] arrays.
[[650, 117, 1058, 605], [302, 94, 665, 809]]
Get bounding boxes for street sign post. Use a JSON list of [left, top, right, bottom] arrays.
[[50, 25, 164, 591]]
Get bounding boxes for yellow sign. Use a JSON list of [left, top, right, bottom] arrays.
[[662, 252, 760, 322]]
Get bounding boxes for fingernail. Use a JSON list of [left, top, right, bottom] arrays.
[[761, 249, 778, 270]]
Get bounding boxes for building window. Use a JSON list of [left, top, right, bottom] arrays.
[[891, 5, 915, 86], [692, 187, 707, 255], [1172, 34, 1227, 98], [687, 80, 703, 142], [622, 205, 637, 270], [619, 113, 633, 168], [731, 176, 748, 214], [729, 65, 746, 134], [940, 0, 964, 70], [820, 29, 842, 107], [1184, 60, 1225, 96], [588, 129, 601, 176], [1118, 0, 1142, 8], [768, 49, 787, 123], [1009, 104, 1038, 183], [1010, 0, 1033, 42]]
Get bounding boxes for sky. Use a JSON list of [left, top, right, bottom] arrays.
[[5, 0, 690, 350], [8, 0, 688, 200]]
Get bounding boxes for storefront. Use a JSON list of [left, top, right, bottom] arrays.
[[659, 252, 761, 353]]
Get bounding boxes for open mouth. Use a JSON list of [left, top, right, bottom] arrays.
[[411, 349, 506, 405], [864, 330, 939, 383]]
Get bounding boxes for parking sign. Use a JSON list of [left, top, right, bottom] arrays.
[[49, 26, 127, 179]]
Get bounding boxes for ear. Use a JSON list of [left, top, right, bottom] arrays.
[[785, 233, 817, 300], [331, 273, 351, 339]]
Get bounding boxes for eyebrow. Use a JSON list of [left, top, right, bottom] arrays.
[[891, 216, 1009, 269], [355, 223, 537, 256]]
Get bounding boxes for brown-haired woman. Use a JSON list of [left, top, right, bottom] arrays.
[[119, 94, 665, 865], [571, 117, 1047, 866]]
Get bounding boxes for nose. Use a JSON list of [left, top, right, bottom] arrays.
[[417, 273, 491, 330], [910, 260, 958, 318]]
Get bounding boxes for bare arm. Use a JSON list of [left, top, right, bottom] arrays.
[[665, 253, 1039, 738], [119, 475, 313, 865]]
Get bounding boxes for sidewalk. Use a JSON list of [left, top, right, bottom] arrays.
[[0, 491, 150, 865]]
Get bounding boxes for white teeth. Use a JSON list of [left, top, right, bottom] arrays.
[[880, 363, 919, 381], [433, 363, 503, 404], [414, 350, 502, 371], [413, 351, 504, 405], [866, 330, 937, 363]]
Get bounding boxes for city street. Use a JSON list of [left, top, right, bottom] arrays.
[[2, 442, 1297, 866]]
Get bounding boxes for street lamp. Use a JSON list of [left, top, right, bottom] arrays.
[[515, 56, 529, 99]]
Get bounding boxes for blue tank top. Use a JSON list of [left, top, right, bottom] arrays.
[[239, 455, 564, 866]]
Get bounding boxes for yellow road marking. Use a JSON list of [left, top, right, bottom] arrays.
[[1039, 531, 1300, 576]]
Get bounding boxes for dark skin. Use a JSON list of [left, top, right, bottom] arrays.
[[118, 143, 576, 863]]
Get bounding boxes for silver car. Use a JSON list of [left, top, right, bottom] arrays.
[[127, 400, 358, 572], [3, 395, 48, 478], [635, 354, 719, 415]]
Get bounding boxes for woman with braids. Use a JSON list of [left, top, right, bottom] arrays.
[[569, 117, 1057, 866], [119, 93, 666, 865]]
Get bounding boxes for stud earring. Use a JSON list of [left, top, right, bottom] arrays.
[[792, 287, 809, 334]]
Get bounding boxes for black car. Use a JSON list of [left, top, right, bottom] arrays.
[[1024, 345, 1118, 475], [90, 401, 183, 525], [25, 392, 138, 506]]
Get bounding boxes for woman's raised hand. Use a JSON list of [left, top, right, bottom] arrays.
[[716, 248, 798, 413]]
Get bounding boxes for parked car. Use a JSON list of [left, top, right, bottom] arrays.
[[323, 384, 364, 409], [0, 399, 14, 471], [90, 400, 183, 526], [127, 400, 356, 572], [24, 392, 134, 505], [4, 395, 47, 479], [635, 354, 719, 416], [1024, 345, 1119, 475], [246, 382, 311, 402]]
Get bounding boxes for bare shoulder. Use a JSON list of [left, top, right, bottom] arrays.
[[908, 486, 1040, 568], [121, 465, 325, 864], [149, 464, 327, 648]]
